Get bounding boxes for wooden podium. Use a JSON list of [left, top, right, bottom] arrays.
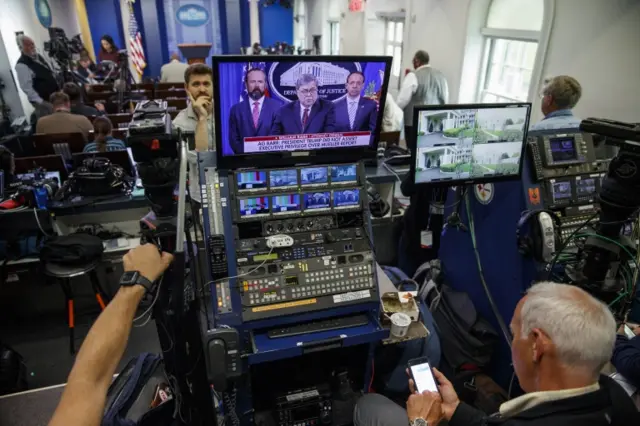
[[178, 43, 212, 64]]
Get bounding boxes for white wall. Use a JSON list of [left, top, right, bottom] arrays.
[[532, 0, 640, 122], [0, 0, 80, 116]]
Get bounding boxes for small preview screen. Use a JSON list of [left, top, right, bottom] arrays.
[[239, 196, 270, 216]]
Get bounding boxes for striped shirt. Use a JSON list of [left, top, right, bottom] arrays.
[[83, 136, 127, 153]]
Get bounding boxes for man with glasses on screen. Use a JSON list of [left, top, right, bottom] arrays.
[[530, 76, 582, 131], [229, 68, 281, 154], [271, 74, 336, 135]]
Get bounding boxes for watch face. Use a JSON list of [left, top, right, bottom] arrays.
[[121, 271, 138, 285], [412, 419, 428, 426]]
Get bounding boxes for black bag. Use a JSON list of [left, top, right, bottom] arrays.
[[425, 282, 499, 371], [55, 157, 132, 200], [39, 234, 104, 265], [0, 342, 28, 396], [103, 353, 177, 426]]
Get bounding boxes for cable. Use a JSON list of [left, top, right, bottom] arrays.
[[222, 246, 275, 288], [368, 358, 375, 393], [382, 162, 401, 183], [545, 212, 599, 279], [33, 208, 52, 237], [134, 275, 164, 323], [465, 192, 512, 347]]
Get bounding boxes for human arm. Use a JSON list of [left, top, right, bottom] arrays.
[[438, 74, 449, 105], [160, 65, 168, 83], [324, 102, 336, 132], [368, 101, 378, 133], [396, 73, 418, 109], [229, 106, 242, 154], [48, 244, 174, 426], [611, 328, 640, 387], [15, 63, 44, 104], [188, 93, 212, 151]]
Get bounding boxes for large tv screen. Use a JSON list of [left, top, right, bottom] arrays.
[[213, 56, 391, 168], [412, 103, 531, 186]]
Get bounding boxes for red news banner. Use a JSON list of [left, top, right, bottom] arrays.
[[243, 132, 371, 153]]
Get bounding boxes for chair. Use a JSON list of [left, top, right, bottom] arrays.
[[86, 84, 112, 93], [166, 98, 187, 112], [132, 83, 154, 92], [33, 133, 86, 158], [44, 259, 110, 354], [155, 89, 187, 100], [156, 82, 185, 91], [106, 113, 133, 130], [88, 129, 127, 141]]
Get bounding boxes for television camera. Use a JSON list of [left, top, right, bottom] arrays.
[[560, 119, 640, 316], [43, 27, 87, 85]]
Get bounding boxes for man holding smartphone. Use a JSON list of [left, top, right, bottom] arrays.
[[354, 282, 639, 426]]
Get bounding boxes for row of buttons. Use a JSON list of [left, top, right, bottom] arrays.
[[291, 280, 371, 298], [249, 289, 286, 299]]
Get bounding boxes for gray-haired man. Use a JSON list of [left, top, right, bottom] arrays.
[[15, 34, 59, 106], [270, 73, 336, 135]]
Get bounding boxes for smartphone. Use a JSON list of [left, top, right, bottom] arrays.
[[624, 324, 637, 339], [408, 357, 439, 394]]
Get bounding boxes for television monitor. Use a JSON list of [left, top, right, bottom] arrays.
[[333, 189, 360, 209], [212, 55, 392, 169], [272, 194, 301, 214], [551, 180, 572, 202], [575, 176, 597, 197], [236, 171, 267, 191], [300, 167, 328, 186], [270, 169, 298, 189], [330, 164, 357, 184], [303, 192, 331, 211], [239, 196, 270, 217], [411, 103, 531, 186]]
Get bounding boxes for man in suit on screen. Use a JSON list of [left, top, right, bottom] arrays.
[[229, 68, 281, 154], [334, 71, 378, 133], [271, 74, 336, 135]]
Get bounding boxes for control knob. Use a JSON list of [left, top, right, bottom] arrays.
[[306, 220, 314, 228], [325, 233, 336, 243], [287, 222, 294, 231], [297, 221, 304, 230], [277, 224, 284, 232], [266, 224, 274, 233]]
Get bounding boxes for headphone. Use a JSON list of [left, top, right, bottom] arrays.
[[516, 209, 562, 261], [368, 188, 390, 218]]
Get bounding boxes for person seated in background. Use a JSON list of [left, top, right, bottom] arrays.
[[530, 75, 582, 131], [36, 92, 93, 140], [63, 82, 105, 118], [29, 101, 54, 134], [160, 52, 189, 83], [83, 116, 126, 153], [75, 55, 98, 84], [354, 282, 639, 426], [612, 322, 640, 389], [98, 35, 120, 64]]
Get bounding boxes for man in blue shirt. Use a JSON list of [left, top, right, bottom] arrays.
[[530, 75, 582, 131]]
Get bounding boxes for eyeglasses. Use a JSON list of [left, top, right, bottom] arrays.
[[298, 88, 318, 96]]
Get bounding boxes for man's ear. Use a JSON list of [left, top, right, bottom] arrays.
[[531, 328, 550, 363]]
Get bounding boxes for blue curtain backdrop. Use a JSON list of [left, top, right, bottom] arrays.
[[85, 0, 125, 61], [163, 0, 223, 66], [217, 61, 388, 156], [258, 0, 293, 47]]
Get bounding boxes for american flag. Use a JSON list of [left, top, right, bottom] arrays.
[[127, 2, 146, 76]]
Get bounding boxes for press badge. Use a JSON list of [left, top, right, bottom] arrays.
[[420, 231, 433, 248]]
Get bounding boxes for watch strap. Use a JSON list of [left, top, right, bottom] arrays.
[[135, 275, 154, 292]]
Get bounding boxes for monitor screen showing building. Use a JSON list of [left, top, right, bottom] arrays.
[[413, 105, 530, 185], [216, 59, 389, 156]]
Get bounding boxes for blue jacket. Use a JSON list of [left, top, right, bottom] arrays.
[[271, 99, 336, 135], [612, 334, 640, 388], [229, 96, 281, 154], [530, 109, 581, 131], [333, 96, 378, 133]]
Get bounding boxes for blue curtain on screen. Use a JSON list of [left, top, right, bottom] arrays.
[[218, 63, 245, 155], [163, 0, 223, 66]]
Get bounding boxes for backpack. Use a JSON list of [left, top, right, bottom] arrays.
[[103, 353, 177, 426], [39, 234, 104, 265]]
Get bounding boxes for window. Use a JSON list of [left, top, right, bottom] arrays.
[[385, 20, 404, 78], [477, 0, 544, 103], [329, 21, 340, 55]]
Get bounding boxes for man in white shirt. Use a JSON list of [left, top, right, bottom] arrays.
[[396, 50, 448, 148], [160, 53, 190, 83]]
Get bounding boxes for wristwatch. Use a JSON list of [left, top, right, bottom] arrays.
[[119, 271, 154, 292], [410, 418, 428, 426]]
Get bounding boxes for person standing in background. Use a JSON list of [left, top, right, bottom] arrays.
[[396, 50, 448, 148], [98, 35, 120, 63], [15, 35, 59, 107], [160, 53, 189, 83]]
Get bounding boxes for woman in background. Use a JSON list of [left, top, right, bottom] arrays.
[[83, 117, 126, 153], [98, 35, 119, 63]]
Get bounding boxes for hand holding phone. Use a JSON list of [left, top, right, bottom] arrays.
[[408, 357, 439, 394], [407, 358, 461, 422], [624, 323, 639, 339]]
